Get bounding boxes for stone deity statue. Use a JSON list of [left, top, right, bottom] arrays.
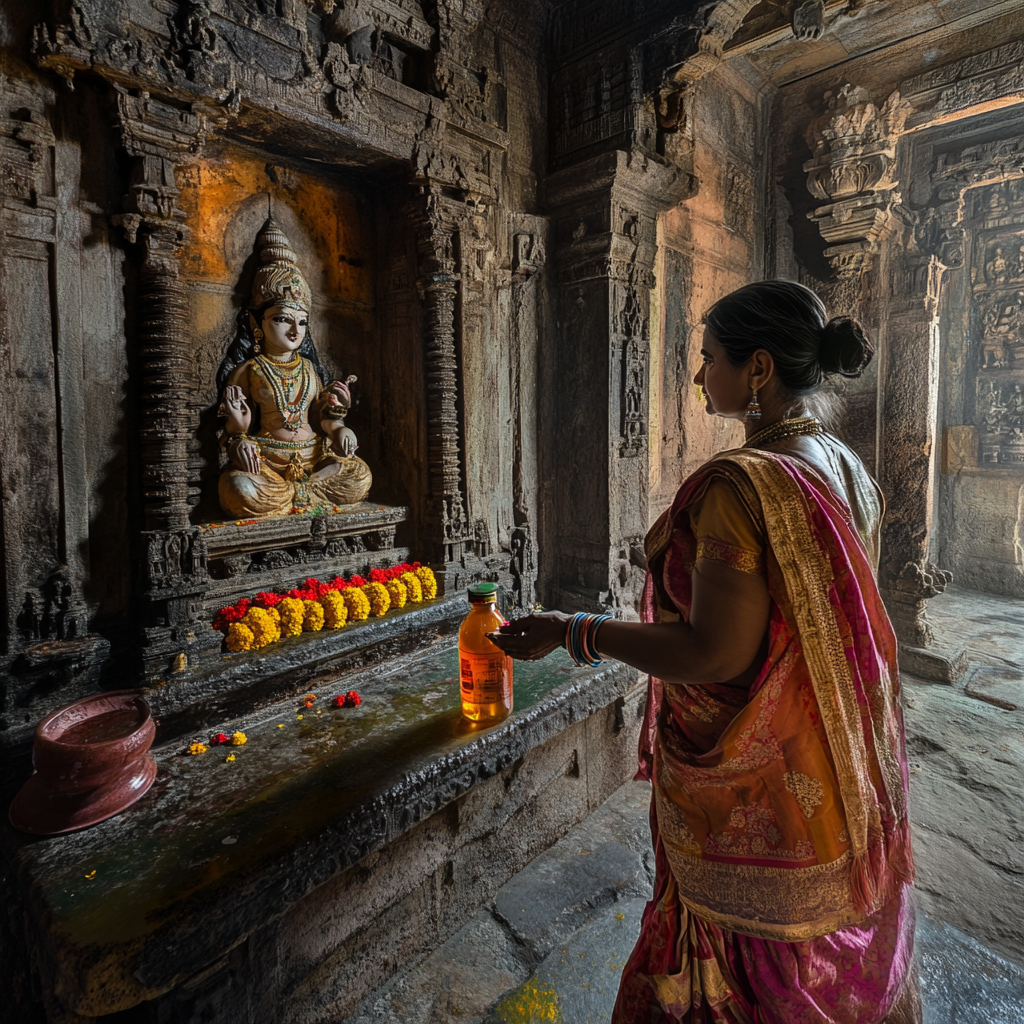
[[216, 219, 372, 518]]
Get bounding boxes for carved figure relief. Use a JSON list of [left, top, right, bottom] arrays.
[[970, 200, 1024, 464], [792, 1, 825, 42], [216, 219, 372, 518]]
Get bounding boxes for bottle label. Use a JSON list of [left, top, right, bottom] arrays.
[[460, 651, 511, 705]]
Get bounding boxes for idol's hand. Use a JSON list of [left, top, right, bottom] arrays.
[[326, 378, 353, 411], [487, 611, 568, 661], [329, 425, 358, 457], [231, 436, 261, 475], [220, 385, 252, 433]]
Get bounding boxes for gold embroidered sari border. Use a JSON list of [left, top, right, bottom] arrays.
[[674, 892, 866, 943]]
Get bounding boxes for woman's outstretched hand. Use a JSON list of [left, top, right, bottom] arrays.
[[487, 611, 568, 661]]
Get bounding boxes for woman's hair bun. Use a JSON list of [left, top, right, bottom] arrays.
[[819, 316, 873, 378]]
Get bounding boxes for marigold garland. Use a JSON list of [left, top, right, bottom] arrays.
[[213, 563, 438, 652]]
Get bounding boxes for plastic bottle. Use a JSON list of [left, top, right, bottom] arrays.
[[458, 582, 513, 724]]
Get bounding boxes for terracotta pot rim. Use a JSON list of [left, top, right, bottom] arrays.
[[36, 689, 152, 751]]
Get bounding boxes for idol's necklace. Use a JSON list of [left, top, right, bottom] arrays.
[[256, 354, 313, 433], [744, 415, 823, 449]]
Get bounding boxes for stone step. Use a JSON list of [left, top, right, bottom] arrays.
[[346, 780, 1024, 1024]]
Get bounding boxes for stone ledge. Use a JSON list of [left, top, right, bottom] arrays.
[[1, 644, 640, 1018], [146, 596, 468, 742]]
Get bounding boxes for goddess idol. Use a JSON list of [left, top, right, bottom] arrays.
[[216, 219, 372, 518]]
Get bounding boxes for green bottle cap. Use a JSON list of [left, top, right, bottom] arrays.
[[467, 582, 498, 603]]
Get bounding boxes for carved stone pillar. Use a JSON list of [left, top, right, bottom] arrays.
[[876, 232, 967, 682], [544, 150, 695, 615], [115, 91, 206, 531], [409, 185, 471, 567], [114, 91, 220, 677]]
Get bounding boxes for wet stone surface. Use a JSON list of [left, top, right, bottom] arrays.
[[348, 781, 1024, 1024], [1, 641, 636, 1014]]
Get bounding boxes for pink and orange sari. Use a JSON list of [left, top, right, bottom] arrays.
[[613, 448, 918, 1024]]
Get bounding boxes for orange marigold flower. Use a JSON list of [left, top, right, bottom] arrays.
[[188, 742, 207, 755]]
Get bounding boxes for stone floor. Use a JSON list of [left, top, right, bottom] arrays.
[[345, 780, 1024, 1024], [347, 587, 1024, 1024]]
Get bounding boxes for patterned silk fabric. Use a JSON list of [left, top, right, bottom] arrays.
[[614, 447, 916, 1024]]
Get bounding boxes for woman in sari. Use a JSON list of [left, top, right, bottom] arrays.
[[490, 281, 919, 1023]]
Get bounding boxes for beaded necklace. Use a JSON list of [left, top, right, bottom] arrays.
[[743, 415, 823, 449], [254, 354, 315, 433]]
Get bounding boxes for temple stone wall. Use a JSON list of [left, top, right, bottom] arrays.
[[649, 64, 761, 521]]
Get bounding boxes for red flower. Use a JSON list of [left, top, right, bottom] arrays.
[[210, 732, 230, 745], [346, 690, 362, 707], [332, 576, 347, 589], [254, 591, 283, 608], [332, 694, 346, 707], [370, 568, 387, 583], [304, 578, 321, 592], [349, 575, 366, 587]]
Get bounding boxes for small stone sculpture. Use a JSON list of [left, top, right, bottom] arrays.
[[216, 219, 372, 518], [793, 0, 825, 41]]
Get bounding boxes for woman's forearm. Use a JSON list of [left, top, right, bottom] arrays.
[[593, 619, 758, 686]]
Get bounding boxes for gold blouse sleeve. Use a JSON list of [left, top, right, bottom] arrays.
[[688, 478, 765, 576]]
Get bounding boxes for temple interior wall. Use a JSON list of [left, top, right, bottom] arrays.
[[3, 1, 1024, 1019]]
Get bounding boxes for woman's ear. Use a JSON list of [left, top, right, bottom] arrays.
[[750, 349, 776, 392]]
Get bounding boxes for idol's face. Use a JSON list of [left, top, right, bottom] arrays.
[[261, 304, 308, 357]]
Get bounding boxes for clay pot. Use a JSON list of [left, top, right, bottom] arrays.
[[9, 690, 157, 835]]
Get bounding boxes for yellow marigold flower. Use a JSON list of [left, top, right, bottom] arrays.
[[277, 597, 305, 637], [342, 586, 370, 621], [415, 566, 438, 600], [320, 590, 349, 629], [401, 571, 423, 602], [363, 581, 391, 617], [267, 607, 281, 623], [230, 731, 247, 746], [242, 607, 281, 648], [303, 599, 325, 632], [385, 578, 408, 608], [225, 622, 255, 652], [188, 742, 207, 755]]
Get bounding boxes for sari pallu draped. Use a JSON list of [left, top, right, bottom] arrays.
[[614, 448, 916, 1024]]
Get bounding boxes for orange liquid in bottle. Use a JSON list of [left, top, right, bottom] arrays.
[[459, 584, 513, 724]]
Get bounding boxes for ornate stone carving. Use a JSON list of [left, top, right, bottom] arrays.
[[617, 278, 650, 457], [792, 1, 825, 42], [804, 86, 911, 278], [114, 90, 209, 532], [410, 187, 470, 563]]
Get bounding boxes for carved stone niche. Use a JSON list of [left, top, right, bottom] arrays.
[[804, 85, 912, 279]]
